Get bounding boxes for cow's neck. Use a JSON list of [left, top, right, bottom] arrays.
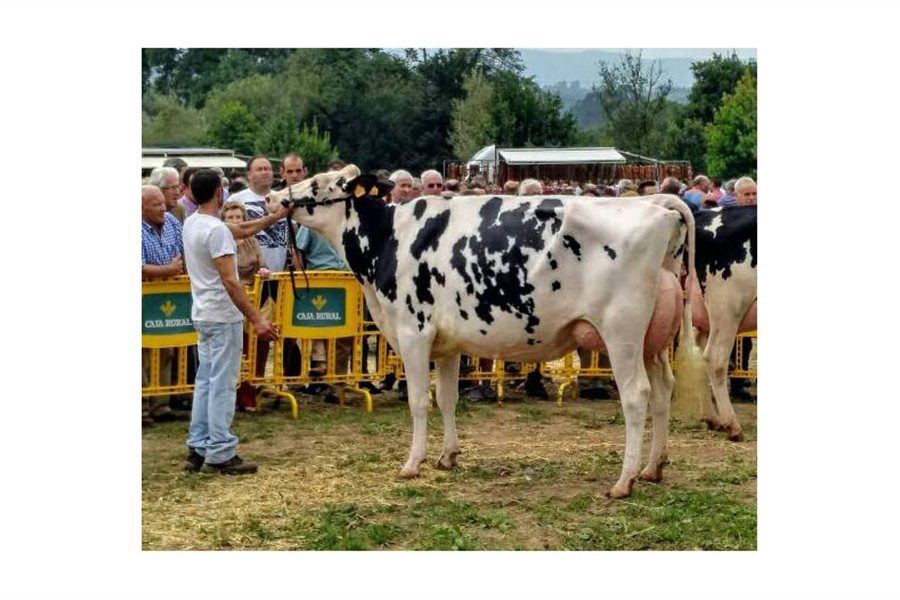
[[341, 196, 401, 302]]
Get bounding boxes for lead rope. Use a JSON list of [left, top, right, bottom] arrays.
[[282, 186, 311, 301]]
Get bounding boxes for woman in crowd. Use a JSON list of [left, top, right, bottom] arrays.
[[221, 201, 271, 410]]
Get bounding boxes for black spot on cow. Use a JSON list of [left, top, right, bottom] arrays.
[[413, 262, 435, 305], [410, 209, 451, 259], [311, 179, 320, 197], [693, 206, 758, 290], [460, 310, 469, 320], [527, 339, 536, 346], [413, 198, 427, 220], [405, 294, 415, 315], [552, 281, 561, 291], [603, 245, 617, 260], [449, 197, 553, 333], [534, 198, 564, 234], [431, 267, 446, 286], [342, 197, 399, 301], [417, 311, 426, 331], [455, 291, 462, 306], [450, 237, 475, 295], [480, 329, 487, 336], [563, 235, 582, 261]]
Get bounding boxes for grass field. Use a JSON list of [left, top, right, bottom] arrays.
[[142, 388, 756, 551]]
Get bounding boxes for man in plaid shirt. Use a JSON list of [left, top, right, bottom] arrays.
[[142, 185, 185, 426]]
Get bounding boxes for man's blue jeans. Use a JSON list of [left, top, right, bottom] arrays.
[[187, 321, 243, 464]]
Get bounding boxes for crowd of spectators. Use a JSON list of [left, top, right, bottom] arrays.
[[142, 156, 758, 469]]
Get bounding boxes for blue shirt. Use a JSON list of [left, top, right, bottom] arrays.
[[682, 190, 704, 209], [295, 226, 347, 271], [142, 212, 184, 266], [718, 193, 737, 207]]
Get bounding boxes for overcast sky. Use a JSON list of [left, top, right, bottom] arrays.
[[529, 48, 757, 59]]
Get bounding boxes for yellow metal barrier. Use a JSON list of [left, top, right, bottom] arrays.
[[143, 274, 758, 415], [141, 276, 198, 398], [244, 272, 391, 414]]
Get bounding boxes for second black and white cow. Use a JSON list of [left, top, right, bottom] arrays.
[[269, 165, 702, 498], [688, 205, 758, 440]]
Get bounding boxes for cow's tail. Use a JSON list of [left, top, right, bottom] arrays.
[[651, 195, 709, 421]]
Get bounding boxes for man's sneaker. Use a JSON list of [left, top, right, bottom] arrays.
[[184, 448, 205, 473], [204, 455, 258, 475]]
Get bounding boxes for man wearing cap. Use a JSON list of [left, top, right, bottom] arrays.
[[617, 179, 639, 197]]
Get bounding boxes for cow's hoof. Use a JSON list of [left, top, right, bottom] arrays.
[[703, 417, 725, 432], [726, 425, 744, 442], [436, 450, 461, 470], [639, 456, 668, 482], [399, 467, 420, 479], [607, 481, 634, 499]]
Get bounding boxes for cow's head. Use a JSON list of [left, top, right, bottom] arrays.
[[265, 164, 360, 228]]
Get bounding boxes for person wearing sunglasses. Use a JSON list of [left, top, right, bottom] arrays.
[[420, 169, 444, 197]]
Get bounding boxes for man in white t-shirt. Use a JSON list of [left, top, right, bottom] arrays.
[[182, 169, 291, 475]]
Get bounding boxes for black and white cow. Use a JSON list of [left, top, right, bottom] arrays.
[[269, 165, 702, 498], [687, 205, 757, 441]]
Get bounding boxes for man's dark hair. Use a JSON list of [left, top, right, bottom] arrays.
[[181, 167, 198, 188], [162, 157, 188, 170], [637, 180, 657, 195], [328, 159, 346, 171], [711, 177, 723, 187], [246, 155, 270, 172], [375, 169, 391, 180], [444, 179, 460, 192], [190, 169, 223, 204]]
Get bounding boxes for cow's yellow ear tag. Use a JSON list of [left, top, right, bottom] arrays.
[[369, 186, 379, 196], [354, 184, 366, 198]]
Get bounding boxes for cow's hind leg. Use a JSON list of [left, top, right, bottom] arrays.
[[605, 339, 652, 499], [398, 333, 435, 478], [640, 353, 674, 482], [434, 354, 462, 469], [694, 328, 722, 427], [704, 325, 744, 441]]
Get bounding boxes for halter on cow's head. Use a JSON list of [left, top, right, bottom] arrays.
[[267, 164, 393, 225]]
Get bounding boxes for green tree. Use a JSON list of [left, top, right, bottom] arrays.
[[286, 48, 425, 171], [686, 52, 758, 124], [142, 48, 293, 108], [662, 111, 708, 172], [705, 72, 757, 179], [206, 101, 258, 156], [489, 72, 578, 148], [141, 92, 207, 146], [449, 70, 494, 161], [256, 112, 339, 173], [596, 50, 673, 156], [664, 52, 758, 171]]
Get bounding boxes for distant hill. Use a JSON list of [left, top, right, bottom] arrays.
[[520, 49, 702, 89]]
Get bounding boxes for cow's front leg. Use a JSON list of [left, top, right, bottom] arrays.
[[434, 354, 462, 469], [398, 332, 435, 478], [640, 353, 674, 482]]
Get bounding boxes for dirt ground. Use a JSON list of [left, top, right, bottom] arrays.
[[142, 382, 757, 550]]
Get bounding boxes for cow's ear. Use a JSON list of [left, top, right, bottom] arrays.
[[375, 179, 395, 198], [343, 174, 378, 199]]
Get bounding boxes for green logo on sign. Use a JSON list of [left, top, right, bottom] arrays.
[[142, 293, 194, 335], [293, 288, 346, 327]]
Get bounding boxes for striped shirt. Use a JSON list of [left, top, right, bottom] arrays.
[[142, 212, 184, 266]]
